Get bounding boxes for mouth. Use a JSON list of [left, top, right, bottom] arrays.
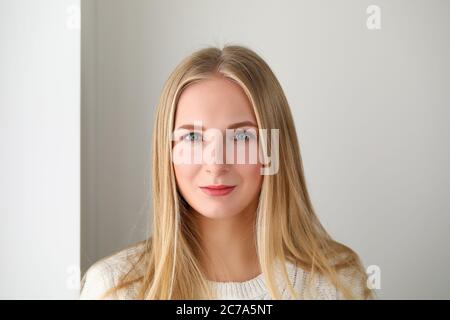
[[199, 185, 236, 196]]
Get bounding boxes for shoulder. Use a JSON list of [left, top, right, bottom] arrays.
[[292, 249, 375, 300], [79, 241, 147, 300], [334, 265, 374, 300], [295, 266, 372, 300], [327, 245, 375, 299]]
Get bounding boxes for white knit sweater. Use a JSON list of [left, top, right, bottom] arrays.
[[80, 242, 369, 300]]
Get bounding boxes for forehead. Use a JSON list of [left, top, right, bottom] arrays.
[[174, 77, 257, 128]]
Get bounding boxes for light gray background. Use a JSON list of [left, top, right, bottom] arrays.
[[81, 0, 450, 299], [1, 0, 80, 299]]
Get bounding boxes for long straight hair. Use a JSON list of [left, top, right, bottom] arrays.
[[100, 44, 374, 300]]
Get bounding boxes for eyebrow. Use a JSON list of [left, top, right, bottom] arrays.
[[175, 121, 258, 131]]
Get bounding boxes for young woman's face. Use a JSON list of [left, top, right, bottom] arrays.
[[172, 77, 263, 220]]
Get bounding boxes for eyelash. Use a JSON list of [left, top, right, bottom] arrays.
[[181, 130, 256, 143]]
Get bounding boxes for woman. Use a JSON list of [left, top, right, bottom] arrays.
[[80, 44, 374, 300]]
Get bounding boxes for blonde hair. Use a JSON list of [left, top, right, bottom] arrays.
[[98, 44, 374, 300]]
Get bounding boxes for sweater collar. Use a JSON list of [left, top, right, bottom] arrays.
[[206, 259, 298, 299]]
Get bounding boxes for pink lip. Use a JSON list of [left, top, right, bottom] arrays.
[[199, 185, 236, 196]]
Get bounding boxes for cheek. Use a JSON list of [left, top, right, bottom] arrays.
[[173, 164, 199, 190], [237, 164, 263, 192]]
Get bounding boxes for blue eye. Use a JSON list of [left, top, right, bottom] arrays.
[[180, 130, 255, 142], [234, 130, 255, 141], [182, 132, 202, 142]]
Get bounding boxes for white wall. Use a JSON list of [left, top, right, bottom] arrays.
[[0, 0, 80, 299], [82, 0, 450, 299]]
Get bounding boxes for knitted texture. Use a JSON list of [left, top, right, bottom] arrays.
[[80, 242, 369, 300]]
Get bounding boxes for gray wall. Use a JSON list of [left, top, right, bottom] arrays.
[[1, 0, 80, 299], [81, 0, 450, 299]]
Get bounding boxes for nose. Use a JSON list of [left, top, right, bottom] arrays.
[[205, 163, 230, 176], [202, 129, 231, 174]]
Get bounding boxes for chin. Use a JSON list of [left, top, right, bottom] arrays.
[[200, 208, 241, 220]]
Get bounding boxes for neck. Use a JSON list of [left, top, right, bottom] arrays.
[[192, 202, 261, 282]]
